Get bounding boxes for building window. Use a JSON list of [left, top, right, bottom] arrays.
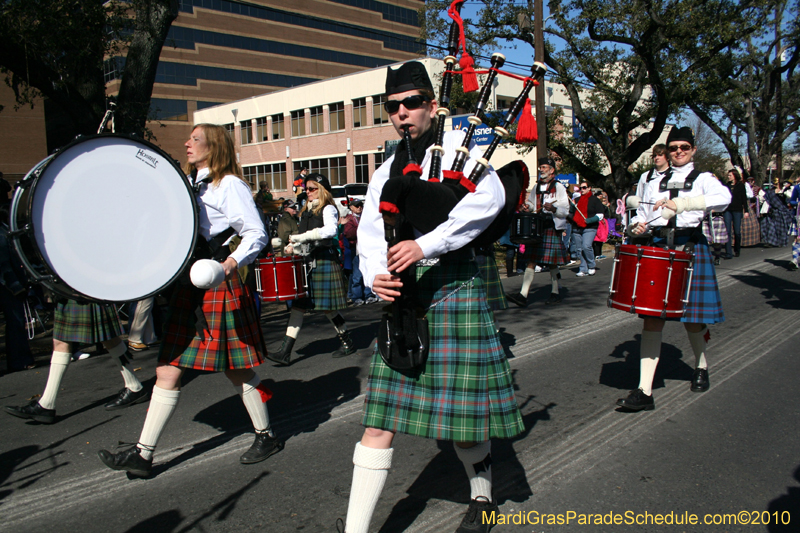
[[374, 152, 386, 170], [240, 120, 253, 145], [329, 102, 345, 132], [272, 114, 284, 140], [243, 163, 287, 192], [255, 116, 268, 142], [293, 156, 348, 186], [291, 110, 305, 137], [223, 123, 235, 138], [148, 98, 188, 121], [354, 154, 369, 183], [309, 106, 324, 134], [352, 98, 367, 128], [372, 95, 388, 125]]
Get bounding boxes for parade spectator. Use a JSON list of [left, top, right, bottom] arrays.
[[761, 186, 794, 247], [593, 190, 612, 259], [723, 168, 748, 258], [127, 297, 158, 352], [342, 198, 376, 306], [569, 181, 605, 277], [276, 199, 300, 253]]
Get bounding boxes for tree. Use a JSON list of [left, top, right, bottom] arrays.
[[421, 0, 764, 198], [0, 0, 178, 147]]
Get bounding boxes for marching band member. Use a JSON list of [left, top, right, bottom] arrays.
[[617, 126, 731, 412], [266, 173, 355, 365], [342, 60, 524, 533], [98, 123, 280, 478]]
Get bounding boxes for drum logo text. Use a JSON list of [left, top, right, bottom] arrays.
[[136, 149, 159, 169]]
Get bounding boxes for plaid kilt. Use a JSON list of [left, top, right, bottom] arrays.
[[530, 228, 569, 266], [362, 258, 524, 442], [789, 217, 799, 237], [475, 252, 508, 311], [293, 254, 347, 311], [53, 300, 123, 344], [740, 206, 761, 247], [682, 237, 725, 324], [159, 273, 265, 371], [702, 214, 728, 244]]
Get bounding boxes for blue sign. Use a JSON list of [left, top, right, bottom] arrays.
[[451, 112, 511, 146], [556, 173, 577, 186]]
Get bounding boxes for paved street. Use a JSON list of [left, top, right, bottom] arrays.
[[1, 246, 799, 533]]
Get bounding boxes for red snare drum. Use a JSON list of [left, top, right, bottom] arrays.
[[255, 255, 308, 302], [607, 244, 694, 318]]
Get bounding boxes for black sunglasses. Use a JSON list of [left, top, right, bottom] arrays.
[[384, 95, 431, 115]]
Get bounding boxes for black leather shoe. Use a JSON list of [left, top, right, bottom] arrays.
[[98, 445, 153, 478], [332, 331, 356, 358], [714, 257, 720, 265], [505, 292, 527, 307], [545, 292, 561, 305], [456, 498, 499, 533], [104, 387, 150, 411], [266, 336, 295, 366], [616, 388, 655, 411], [691, 368, 710, 392], [4, 399, 56, 424], [240, 431, 284, 464]]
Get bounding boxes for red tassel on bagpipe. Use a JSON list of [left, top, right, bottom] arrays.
[[515, 98, 538, 143], [459, 53, 480, 93]]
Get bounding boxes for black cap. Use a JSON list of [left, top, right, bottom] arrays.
[[349, 198, 364, 207], [666, 126, 695, 146], [538, 157, 556, 168], [385, 61, 434, 96], [282, 199, 298, 210], [305, 173, 332, 192]]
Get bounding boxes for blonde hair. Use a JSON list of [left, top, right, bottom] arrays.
[[300, 176, 334, 216], [185, 123, 245, 187]]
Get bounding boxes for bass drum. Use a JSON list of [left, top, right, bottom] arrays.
[[10, 134, 198, 303]]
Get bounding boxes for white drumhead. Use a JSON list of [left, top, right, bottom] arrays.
[[32, 136, 196, 301]]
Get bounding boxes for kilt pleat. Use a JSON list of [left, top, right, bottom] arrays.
[[362, 259, 524, 442], [531, 228, 568, 266], [682, 238, 725, 324], [53, 300, 123, 344], [293, 256, 347, 311], [159, 273, 265, 371], [475, 253, 508, 311]]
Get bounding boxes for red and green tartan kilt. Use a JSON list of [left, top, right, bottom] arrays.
[[702, 215, 728, 244], [293, 255, 347, 312], [530, 228, 568, 266], [53, 300, 123, 344], [159, 273, 265, 371], [475, 252, 508, 311], [362, 258, 524, 442]]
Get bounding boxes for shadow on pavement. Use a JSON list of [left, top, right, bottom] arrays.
[[600, 334, 693, 392], [767, 464, 800, 533], [731, 266, 800, 311]]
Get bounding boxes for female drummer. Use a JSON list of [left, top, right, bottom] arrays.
[[266, 173, 354, 365], [618, 126, 731, 412], [98, 123, 279, 478]]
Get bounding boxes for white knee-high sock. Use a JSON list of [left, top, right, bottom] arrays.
[[687, 327, 709, 369], [107, 343, 142, 392], [325, 311, 347, 335], [286, 308, 304, 339], [345, 443, 393, 533], [638, 330, 662, 396], [454, 441, 493, 501], [39, 351, 72, 409], [236, 374, 272, 435], [550, 267, 560, 294], [519, 267, 535, 297], [137, 386, 180, 460]]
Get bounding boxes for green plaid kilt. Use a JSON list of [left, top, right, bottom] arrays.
[[293, 252, 347, 312], [362, 258, 524, 442], [53, 300, 123, 344], [530, 228, 569, 266], [475, 252, 508, 311], [159, 273, 265, 371]]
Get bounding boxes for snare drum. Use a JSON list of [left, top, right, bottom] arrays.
[[510, 212, 545, 244], [255, 255, 308, 302], [607, 244, 694, 318], [10, 135, 197, 302]]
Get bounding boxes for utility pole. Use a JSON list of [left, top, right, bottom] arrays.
[[534, 0, 547, 161]]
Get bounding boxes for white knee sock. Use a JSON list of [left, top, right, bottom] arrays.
[[454, 441, 493, 501], [325, 311, 347, 335], [550, 267, 560, 294], [638, 330, 662, 396], [345, 443, 393, 533], [107, 343, 143, 393], [687, 327, 709, 369], [286, 308, 304, 339], [519, 267, 535, 297], [39, 351, 72, 410], [137, 386, 180, 460], [236, 374, 272, 435]]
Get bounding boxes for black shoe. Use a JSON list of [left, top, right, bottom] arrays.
[[332, 331, 356, 358], [98, 444, 153, 478], [104, 387, 150, 411], [734, 251, 740, 257], [714, 257, 720, 265], [616, 388, 655, 411], [691, 368, 710, 392], [791, 261, 800, 271], [266, 336, 295, 366], [240, 431, 284, 464], [456, 498, 499, 533], [545, 292, 561, 305], [505, 292, 527, 307], [4, 399, 56, 424]]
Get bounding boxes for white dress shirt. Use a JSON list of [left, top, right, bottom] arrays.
[[525, 180, 569, 230], [193, 168, 267, 267]]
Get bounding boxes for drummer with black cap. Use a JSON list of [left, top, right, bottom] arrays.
[[618, 126, 731, 412], [506, 156, 570, 307]]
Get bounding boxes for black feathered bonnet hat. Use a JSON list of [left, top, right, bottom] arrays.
[[666, 126, 695, 146]]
